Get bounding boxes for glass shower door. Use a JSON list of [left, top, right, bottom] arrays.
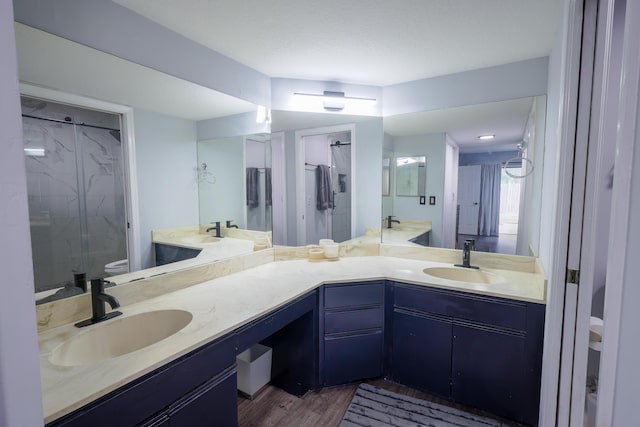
[[22, 98, 127, 293]]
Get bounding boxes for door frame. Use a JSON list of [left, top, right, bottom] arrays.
[[537, 0, 586, 425], [270, 131, 287, 245], [294, 123, 356, 246], [19, 83, 141, 271]]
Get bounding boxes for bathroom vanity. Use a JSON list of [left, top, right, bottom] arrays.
[[38, 252, 546, 426]]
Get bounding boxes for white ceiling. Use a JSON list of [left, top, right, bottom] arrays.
[[107, 0, 561, 149], [113, 0, 564, 86], [385, 97, 536, 152], [16, 2, 561, 145]]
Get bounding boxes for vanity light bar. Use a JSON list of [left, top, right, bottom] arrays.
[[24, 147, 45, 157], [293, 91, 377, 109]]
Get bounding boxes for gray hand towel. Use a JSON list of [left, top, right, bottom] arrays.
[[316, 164, 333, 210], [246, 167, 259, 208], [265, 167, 272, 207]]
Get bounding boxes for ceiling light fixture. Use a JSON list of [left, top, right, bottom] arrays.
[[24, 147, 45, 157], [478, 134, 495, 140], [293, 91, 376, 111]]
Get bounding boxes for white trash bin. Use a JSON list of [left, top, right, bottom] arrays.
[[237, 344, 272, 399]]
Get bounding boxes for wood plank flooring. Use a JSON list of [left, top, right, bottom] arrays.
[[238, 378, 521, 427]]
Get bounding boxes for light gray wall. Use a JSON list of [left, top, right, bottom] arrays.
[[383, 57, 549, 116], [459, 151, 519, 166], [198, 136, 245, 229], [284, 130, 298, 245], [354, 119, 384, 237], [392, 133, 446, 246], [196, 111, 269, 141], [134, 109, 199, 269], [0, 0, 43, 424], [13, 0, 270, 106]]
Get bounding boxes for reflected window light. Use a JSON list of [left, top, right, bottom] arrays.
[[256, 105, 271, 124]]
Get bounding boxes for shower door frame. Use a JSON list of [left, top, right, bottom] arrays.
[[20, 83, 140, 272], [294, 123, 356, 246]]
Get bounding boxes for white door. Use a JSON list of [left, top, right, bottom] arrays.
[[457, 165, 481, 235]]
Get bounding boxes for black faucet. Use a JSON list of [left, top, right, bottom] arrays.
[[73, 272, 87, 293], [455, 239, 479, 269], [206, 221, 222, 237], [75, 278, 122, 327], [387, 215, 401, 229], [226, 220, 239, 229]]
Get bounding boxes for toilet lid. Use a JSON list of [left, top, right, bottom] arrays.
[[105, 259, 128, 268]]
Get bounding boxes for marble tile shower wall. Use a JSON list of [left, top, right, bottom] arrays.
[[21, 97, 127, 292], [331, 141, 351, 242]]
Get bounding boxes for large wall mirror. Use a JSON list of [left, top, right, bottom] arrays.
[[383, 95, 546, 256], [395, 156, 426, 197], [15, 23, 270, 301], [270, 110, 383, 247]]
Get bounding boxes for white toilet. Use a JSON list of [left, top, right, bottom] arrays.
[[104, 259, 129, 276]]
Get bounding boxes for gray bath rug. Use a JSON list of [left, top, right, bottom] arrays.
[[340, 383, 507, 427]]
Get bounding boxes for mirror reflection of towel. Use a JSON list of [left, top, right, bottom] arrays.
[[246, 167, 259, 208], [265, 168, 272, 207], [316, 164, 333, 210]]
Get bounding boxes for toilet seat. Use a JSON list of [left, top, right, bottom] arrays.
[[105, 259, 129, 275]]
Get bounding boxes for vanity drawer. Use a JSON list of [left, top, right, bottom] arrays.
[[393, 283, 527, 331], [393, 284, 458, 317], [235, 291, 316, 354], [324, 306, 384, 334], [323, 281, 384, 309]]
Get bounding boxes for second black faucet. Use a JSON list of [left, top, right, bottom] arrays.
[[75, 278, 122, 328]]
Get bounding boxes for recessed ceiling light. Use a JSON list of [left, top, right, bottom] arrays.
[[478, 134, 495, 140]]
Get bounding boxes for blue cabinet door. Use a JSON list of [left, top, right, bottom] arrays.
[[451, 322, 536, 425], [391, 308, 452, 398], [323, 330, 384, 386], [168, 367, 237, 427], [138, 413, 169, 427]]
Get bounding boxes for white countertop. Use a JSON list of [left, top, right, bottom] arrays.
[[38, 255, 545, 423]]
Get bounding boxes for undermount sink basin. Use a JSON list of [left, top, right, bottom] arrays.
[[423, 267, 504, 285], [179, 235, 221, 245], [49, 309, 193, 367]]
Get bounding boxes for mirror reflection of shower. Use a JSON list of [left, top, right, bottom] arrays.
[[245, 134, 272, 232], [330, 138, 352, 243], [302, 129, 352, 245], [21, 96, 128, 293]]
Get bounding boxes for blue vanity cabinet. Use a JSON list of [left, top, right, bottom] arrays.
[[391, 308, 452, 397], [47, 334, 237, 427], [390, 282, 545, 426], [451, 300, 546, 426], [320, 281, 386, 386], [154, 243, 201, 266]]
